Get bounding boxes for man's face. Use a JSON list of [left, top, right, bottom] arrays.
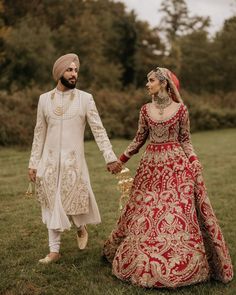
[[60, 62, 78, 89]]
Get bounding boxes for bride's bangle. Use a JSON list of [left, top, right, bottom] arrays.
[[119, 153, 130, 163]]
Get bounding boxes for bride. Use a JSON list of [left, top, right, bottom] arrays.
[[103, 67, 233, 288]]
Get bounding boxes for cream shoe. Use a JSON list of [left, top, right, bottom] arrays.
[[38, 253, 61, 264], [77, 226, 88, 250]]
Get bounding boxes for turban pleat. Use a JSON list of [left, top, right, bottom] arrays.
[[52, 53, 80, 81]]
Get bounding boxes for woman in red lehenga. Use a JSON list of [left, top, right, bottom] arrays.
[[103, 67, 233, 288]]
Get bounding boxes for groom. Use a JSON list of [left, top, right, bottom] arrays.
[[28, 53, 121, 263]]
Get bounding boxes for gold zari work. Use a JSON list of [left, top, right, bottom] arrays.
[[103, 103, 233, 288]]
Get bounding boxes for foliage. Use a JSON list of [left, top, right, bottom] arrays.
[[1, 16, 55, 89], [0, 87, 41, 145], [1, 87, 235, 146], [179, 30, 217, 93], [158, 0, 236, 95], [0, 0, 163, 91], [159, 0, 210, 41], [183, 90, 236, 131], [0, 0, 236, 146], [214, 16, 236, 93], [0, 0, 236, 93]]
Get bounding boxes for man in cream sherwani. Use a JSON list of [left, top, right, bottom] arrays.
[[28, 53, 121, 264]]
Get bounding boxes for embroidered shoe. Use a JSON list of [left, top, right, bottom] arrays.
[[77, 226, 88, 250], [38, 253, 61, 264]]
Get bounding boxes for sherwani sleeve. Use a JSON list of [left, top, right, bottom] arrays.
[[119, 106, 149, 163], [86, 95, 117, 164], [178, 105, 200, 165], [28, 96, 47, 169]]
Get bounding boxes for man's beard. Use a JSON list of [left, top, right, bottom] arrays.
[[60, 76, 77, 89]]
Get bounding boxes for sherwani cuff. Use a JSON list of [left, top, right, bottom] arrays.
[[28, 160, 38, 170], [103, 150, 117, 164]]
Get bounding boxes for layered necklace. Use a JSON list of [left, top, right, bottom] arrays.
[[153, 92, 172, 115], [51, 89, 75, 116]]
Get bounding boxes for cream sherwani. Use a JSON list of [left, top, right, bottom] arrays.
[[29, 88, 117, 231]]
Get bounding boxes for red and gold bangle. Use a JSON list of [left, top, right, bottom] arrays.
[[119, 153, 130, 163]]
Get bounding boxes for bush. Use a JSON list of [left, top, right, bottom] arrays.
[[0, 87, 41, 145], [184, 90, 236, 132], [0, 87, 236, 146]]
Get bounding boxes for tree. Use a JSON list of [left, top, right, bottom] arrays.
[[179, 30, 217, 93], [0, 0, 166, 90], [158, 0, 210, 76], [2, 0, 43, 25], [134, 22, 165, 87], [159, 0, 210, 42], [214, 16, 236, 92], [1, 16, 55, 90]]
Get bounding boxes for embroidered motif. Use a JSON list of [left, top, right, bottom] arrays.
[[29, 92, 116, 222], [87, 96, 117, 163], [35, 150, 57, 210], [103, 104, 233, 288], [29, 97, 47, 169], [124, 104, 198, 161], [61, 151, 89, 215]]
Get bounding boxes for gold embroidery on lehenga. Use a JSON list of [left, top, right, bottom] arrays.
[[103, 103, 233, 288]]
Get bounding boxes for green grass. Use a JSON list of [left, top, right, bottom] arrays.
[[0, 129, 235, 295]]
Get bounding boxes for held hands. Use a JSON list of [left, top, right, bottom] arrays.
[[29, 162, 123, 181], [107, 160, 123, 174], [28, 168, 37, 182]]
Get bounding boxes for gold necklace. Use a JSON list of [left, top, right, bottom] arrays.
[[153, 93, 172, 115], [51, 89, 75, 116]]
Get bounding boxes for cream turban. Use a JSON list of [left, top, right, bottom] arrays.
[[52, 53, 80, 81]]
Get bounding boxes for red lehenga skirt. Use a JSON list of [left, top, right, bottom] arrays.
[[103, 142, 233, 288]]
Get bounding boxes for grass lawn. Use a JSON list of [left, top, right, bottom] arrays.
[[0, 129, 235, 295]]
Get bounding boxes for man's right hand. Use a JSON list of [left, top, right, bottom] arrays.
[[28, 168, 37, 182]]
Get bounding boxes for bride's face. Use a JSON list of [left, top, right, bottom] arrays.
[[146, 72, 162, 95]]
